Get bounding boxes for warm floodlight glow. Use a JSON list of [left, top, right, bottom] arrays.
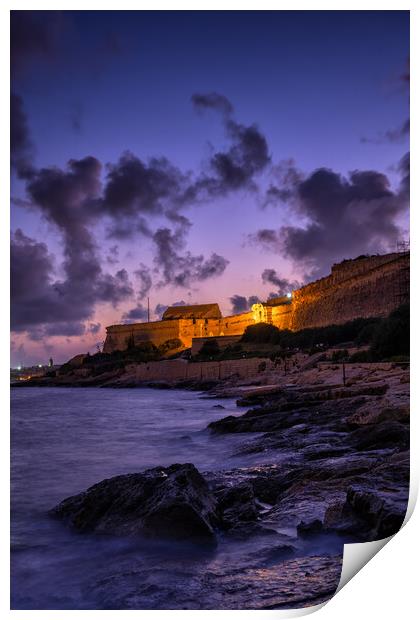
[[251, 303, 265, 323]]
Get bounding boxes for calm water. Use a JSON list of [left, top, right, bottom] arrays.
[[11, 387, 343, 610]]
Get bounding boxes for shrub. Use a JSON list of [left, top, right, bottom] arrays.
[[241, 323, 281, 344], [241, 314, 398, 353], [355, 320, 380, 345], [158, 338, 183, 355], [199, 339, 220, 357], [369, 304, 409, 360], [349, 350, 372, 363], [331, 349, 349, 362]]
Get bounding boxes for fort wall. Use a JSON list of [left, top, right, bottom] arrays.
[[103, 252, 409, 353], [102, 320, 182, 353], [289, 252, 409, 331], [126, 357, 274, 383]]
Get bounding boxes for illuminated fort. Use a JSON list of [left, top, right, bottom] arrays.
[[103, 251, 409, 354]]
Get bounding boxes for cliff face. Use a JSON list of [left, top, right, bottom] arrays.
[[103, 252, 409, 353]]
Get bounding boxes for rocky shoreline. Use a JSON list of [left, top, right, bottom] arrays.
[[47, 361, 409, 608]]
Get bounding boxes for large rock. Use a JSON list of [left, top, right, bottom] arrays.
[[215, 482, 258, 529], [50, 463, 220, 543], [332, 484, 408, 540], [349, 421, 409, 452], [347, 401, 409, 426]]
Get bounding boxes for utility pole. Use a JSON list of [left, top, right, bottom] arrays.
[[147, 297, 150, 323]]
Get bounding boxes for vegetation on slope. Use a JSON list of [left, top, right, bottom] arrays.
[[240, 304, 409, 362], [59, 338, 184, 377]]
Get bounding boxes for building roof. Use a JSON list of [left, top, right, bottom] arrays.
[[162, 303, 222, 320]]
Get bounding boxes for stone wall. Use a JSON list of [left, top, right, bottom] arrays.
[[289, 252, 409, 331], [103, 252, 409, 353], [127, 357, 275, 383], [103, 320, 182, 353]]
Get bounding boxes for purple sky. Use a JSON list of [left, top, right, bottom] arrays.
[[11, 10, 409, 366]]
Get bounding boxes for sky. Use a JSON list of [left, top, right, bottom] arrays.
[[10, 10, 410, 366]]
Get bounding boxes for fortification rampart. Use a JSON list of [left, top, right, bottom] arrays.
[[126, 357, 274, 383], [289, 252, 409, 330], [103, 251, 409, 353]]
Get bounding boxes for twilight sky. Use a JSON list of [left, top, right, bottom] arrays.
[[10, 10, 409, 366]]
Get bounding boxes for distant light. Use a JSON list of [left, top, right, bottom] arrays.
[[38, 364, 42, 368], [17, 366, 21, 371], [287, 292, 292, 299]]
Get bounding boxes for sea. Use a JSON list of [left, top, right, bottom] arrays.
[[11, 387, 343, 610]]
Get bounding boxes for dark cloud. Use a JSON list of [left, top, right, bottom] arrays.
[[97, 95, 269, 242], [26, 156, 102, 226], [11, 93, 35, 179], [189, 92, 270, 199], [248, 295, 261, 306], [251, 159, 409, 279], [106, 245, 120, 265], [401, 57, 410, 86], [154, 300, 186, 319], [44, 321, 86, 337], [191, 92, 234, 117], [263, 184, 293, 207], [11, 89, 268, 339], [230, 294, 261, 315], [154, 303, 168, 319], [122, 304, 149, 323], [153, 226, 229, 288], [94, 269, 134, 305], [96, 100, 255, 283], [24, 156, 133, 310], [11, 11, 61, 72], [100, 151, 188, 237], [11, 228, 133, 337], [398, 151, 410, 199], [12, 155, 135, 336], [361, 119, 409, 144], [261, 269, 300, 295], [134, 263, 152, 300], [230, 295, 247, 314], [263, 159, 304, 207], [361, 58, 409, 145], [11, 229, 57, 332], [88, 322, 101, 335]]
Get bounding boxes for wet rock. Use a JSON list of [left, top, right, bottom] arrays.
[[302, 444, 348, 461], [338, 484, 408, 539], [250, 472, 290, 504], [50, 463, 220, 544], [215, 482, 258, 529], [347, 402, 409, 426], [208, 408, 314, 434], [349, 421, 409, 452], [296, 518, 324, 538]]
